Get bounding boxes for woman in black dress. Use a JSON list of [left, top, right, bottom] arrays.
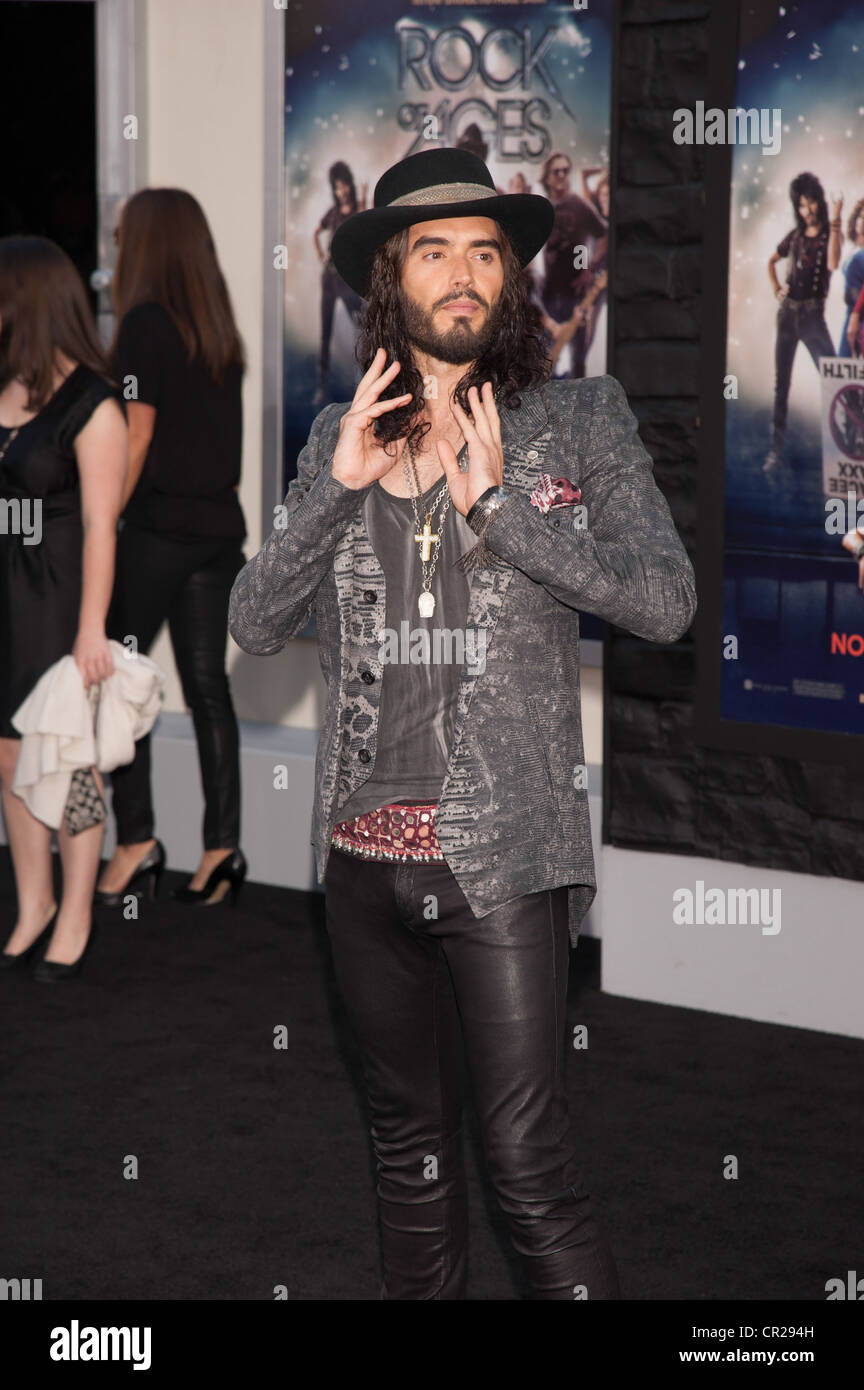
[[0, 236, 127, 976], [95, 188, 247, 908]]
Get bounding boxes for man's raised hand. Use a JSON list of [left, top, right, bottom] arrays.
[[330, 348, 412, 489], [437, 382, 504, 517]]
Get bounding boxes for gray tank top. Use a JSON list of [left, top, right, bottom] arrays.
[[336, 471, 479, 820]]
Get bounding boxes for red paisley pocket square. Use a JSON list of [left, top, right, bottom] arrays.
[[529, 473, 583, 514]]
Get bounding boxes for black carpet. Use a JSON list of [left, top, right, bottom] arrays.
[[1, 846, 861, 1301]]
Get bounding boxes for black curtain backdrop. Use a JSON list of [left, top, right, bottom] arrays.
[[0, 1, 98, 314]]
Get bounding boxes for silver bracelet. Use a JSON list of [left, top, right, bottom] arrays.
[[466, 485, 511, 535], [456, 487, 512, 574]]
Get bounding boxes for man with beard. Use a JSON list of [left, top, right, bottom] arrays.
[[765, 172, 843, 473], [229, 148, 695, 1300]]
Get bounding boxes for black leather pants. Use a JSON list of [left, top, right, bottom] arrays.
[[323, 845, 621, 1300], [106, 523, 245, 849], [772, 298, 835, 434]]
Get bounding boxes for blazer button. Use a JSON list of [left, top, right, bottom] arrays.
[[358, 747, 371, 763], [363, 589, 377, 603], [361, 670, 375, 684]]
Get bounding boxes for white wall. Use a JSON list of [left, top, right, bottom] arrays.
[[598, 846, 864, 1039], [141, 0, 607, 751], [143, 0, 322, 730]]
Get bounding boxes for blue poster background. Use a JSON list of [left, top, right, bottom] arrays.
[[281, 0, 614, 644], [722, 0, 864, 735]]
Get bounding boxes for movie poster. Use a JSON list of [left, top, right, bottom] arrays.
[[281, 0, 614, 493], [722, 0, 864, 737]]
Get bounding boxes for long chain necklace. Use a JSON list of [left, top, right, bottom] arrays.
[[404, 435, 453, 618]]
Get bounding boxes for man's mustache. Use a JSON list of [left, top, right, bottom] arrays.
[[433, 290, 488, 312]]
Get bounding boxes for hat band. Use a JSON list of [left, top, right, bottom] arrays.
[[387, 181, 498, 208]]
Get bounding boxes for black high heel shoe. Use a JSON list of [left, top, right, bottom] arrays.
[[171, 849, 247, 907], [0, 909, 58, 972], [33, 923, 99, 984], [94, 839, 166, 907]]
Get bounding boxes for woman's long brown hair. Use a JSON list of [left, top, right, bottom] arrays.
[[0, 236, 111, 410], [110, 189, 245, 386]]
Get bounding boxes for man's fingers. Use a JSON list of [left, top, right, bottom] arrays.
[[358, 393, 412, 421], [465, 385, 495, 447], [355, 355, 399, 402], [353, 347, 385, 399], [354, 346, 388, 396], [355, 358, 402, 411], [353, 348, 400, 406], [450, 394, 481, 443], [481, 381, 502, 445], [436, 438, 460, 476]]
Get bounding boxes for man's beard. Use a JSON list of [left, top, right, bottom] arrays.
[[398, 285, 503, 366]]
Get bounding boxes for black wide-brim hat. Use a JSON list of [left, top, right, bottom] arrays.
[[329, 147, 555, 299]]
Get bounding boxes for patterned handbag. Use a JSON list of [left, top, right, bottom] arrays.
[[62, 682, 107, 836]]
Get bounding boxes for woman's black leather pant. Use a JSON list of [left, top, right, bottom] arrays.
[[106, 523, 245, 850], [323, 844, 621, 1300]]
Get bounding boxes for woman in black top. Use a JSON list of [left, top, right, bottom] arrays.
[[95, 189, 247, 908], [0, 236, 127, 977]]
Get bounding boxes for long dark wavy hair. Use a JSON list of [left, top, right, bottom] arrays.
[[0, 236, 112, 409], [329, 161, 358, 213], [356, 221, 550, 451], [790, 172, 829, 234]]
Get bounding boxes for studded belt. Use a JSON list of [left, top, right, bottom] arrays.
[[331, 800, 445, 862]]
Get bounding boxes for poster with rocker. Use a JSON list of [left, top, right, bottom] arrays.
[[718, 0, 864, 741], [281, 0, 614, 494]]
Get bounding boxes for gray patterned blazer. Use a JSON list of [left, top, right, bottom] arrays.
[[228, 374, 696, 946]]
